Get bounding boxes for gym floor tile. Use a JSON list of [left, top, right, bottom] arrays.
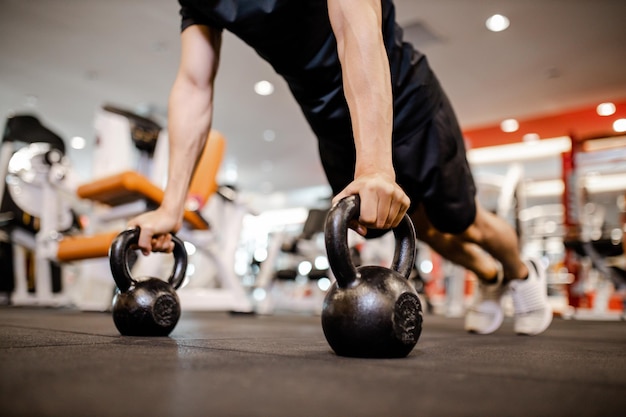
[[1, 307, 625, 417]]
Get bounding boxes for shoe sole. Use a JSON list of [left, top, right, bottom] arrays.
[[465, 300, 504, 335]]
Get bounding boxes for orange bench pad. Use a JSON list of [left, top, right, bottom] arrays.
[[57, 232, 119, 262], [188, 130, 226, 207], [77, 172, 208, 230]]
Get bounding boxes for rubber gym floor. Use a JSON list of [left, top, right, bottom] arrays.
[[1, 307, 624, 417]]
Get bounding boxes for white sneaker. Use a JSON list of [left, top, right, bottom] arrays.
[[510, 258, 553, 336], [465, 266, 506, 334]]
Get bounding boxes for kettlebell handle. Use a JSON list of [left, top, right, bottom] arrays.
[[109, 227, 188, 292], [325, 195, 417, 288]]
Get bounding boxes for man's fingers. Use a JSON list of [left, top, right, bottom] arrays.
[[348, 219, 368, 237], [136, 226, 173, 255], [389, 192, 410, 228], [374, 193, 393, 229], [152, 234, 174, 253], [333, 176, 411, 233], [137, 227, 154, 256], [355, 187, 379, 227]]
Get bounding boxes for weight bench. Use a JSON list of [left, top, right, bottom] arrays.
[[69, 131, 253, 313], [76, 170, 209, 230], [14, 131, 227, 298], [76, 130, 227, 230]]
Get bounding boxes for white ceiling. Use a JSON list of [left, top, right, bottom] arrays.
[[2, 0, 626, 206]]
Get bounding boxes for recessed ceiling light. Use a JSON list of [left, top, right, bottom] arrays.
[[254, 80, 274, 96], [71, 136, 86, 150], [614, 119, 626, 133], [523, 133, 540, 142], [263, 129, 276, 142], [23, 94, 38, 107], [486, 14, 510, 32], [597, 102, 616, 116], [500, 118, 519, 133]]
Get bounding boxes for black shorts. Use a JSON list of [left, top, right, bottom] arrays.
[[319, 94, 476, 235]]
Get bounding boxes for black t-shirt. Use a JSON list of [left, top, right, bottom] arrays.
[[178, 0, 443, 144]]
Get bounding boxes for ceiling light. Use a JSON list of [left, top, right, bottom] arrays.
[[583, 136, 626, 152], [468, 136, 571, 165], [524, 180, 564, 198], [254, 80, 274, 96], [263, 129, 276, 142], [597, 102, 616, 116], [614, 119, 626, 133], [523, 133, 540, 142], [585, 172, 626, 193], [23, 94, 38, 107], [70, 136, 86, 149], [486, 14, 510, 32], [500, 118, 519, 133]]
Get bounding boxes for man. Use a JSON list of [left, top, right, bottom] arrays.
[[129, 0, 552, 335]]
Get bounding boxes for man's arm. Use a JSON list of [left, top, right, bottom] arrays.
[[129, 24, 222, 253], [328, 0, 409, 234]]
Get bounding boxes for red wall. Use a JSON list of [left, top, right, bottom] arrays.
[[463, 98, 626, 149]]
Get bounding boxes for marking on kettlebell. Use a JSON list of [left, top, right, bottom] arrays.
[[393, 292, 421, 345], [153, 295, 178, 327]]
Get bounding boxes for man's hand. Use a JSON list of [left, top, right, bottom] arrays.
[[127, 208, 183, 255], [333, 172, 410, 236]]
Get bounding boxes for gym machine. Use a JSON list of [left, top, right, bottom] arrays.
[[560, 133, 626, 320], [77, 106, 253, 313], [253, 207, 331, 315], [0, 114, 82, 306], [470, 134, 626, 320], [1, 108, 253, 313]]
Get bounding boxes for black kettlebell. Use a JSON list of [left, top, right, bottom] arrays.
[[322, 195, 423, 358], [109, 227, 187, 336]]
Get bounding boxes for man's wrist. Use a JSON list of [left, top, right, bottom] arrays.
[[355, 162, 395, 179]]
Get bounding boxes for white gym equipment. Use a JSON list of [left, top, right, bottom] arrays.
[[1, 108, 253, 313]]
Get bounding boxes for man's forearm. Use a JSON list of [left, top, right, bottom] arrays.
[[159, 24, 221, 221], [329, 0, 394, 177], [161, 79, 214, 219]]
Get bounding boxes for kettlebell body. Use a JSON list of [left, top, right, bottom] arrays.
[[109, 228, 187, 336], [321, 195, 423, 358], [112, 278, 181, 337], [322, 266, 421, 358]]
